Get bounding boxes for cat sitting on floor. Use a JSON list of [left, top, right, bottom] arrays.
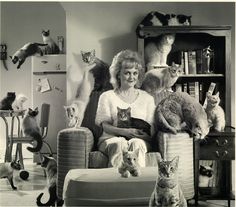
[[0, 160, 21, 190], [10, 42, 47, 69], [205, 92, 225, 132], [42, 30, 60, 55], [145, 34, 176, 69], [199, 163, 214, 187], [117, 107, 151, 136], [0, 92, 16, 110], [149, 156, 187, 207], [12, 93, 28, 111], [36, 155, 63, 206], [155, 91, 210, 139], [118, 150, 141, 178], [136, 11, 191, 38]]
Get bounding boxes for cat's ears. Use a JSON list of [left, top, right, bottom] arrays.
[[206, 91, 219, 98], [28, 107, 38, 112], [171, 156, 179, 167]]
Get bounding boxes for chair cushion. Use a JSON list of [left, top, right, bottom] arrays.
[[63, 167, 158, 206]]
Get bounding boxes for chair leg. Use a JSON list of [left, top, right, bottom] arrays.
[[43, 141, 53, 156], [15, 143, 24, 169]]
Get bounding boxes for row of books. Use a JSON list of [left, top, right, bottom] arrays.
[[168, 49, 215, 75], [173, 82, 217, 105]]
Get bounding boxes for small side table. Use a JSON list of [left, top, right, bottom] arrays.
[[194, 127, 235, 207], [0, 110, 25, 165]]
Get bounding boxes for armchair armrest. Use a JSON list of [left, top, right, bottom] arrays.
[[57, 127, 94, 199]]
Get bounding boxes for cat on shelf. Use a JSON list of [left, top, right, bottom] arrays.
[[141, 62, 183, 97], [199, 163, 214, 187], [0, 92, 16, 110], [117, 107, 151, 136], [149, 156, 187, 207], [145, 34, 176, 70], [136, 11, 191, 38], [118, 150, 141, 178], [42, 30, 60, 55], [205, 92, 225, 132], [10, 43, 47, 69]]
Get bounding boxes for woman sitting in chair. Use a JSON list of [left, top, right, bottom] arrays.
[[95, 49, 156, 167]]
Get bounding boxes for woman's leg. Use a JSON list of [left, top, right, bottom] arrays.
[[128, 138, 151, 167], [98, 137, 127, 168]]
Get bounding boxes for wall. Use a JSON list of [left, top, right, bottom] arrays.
[[0, 2, 66, 158], [62, 2, 235, 127]]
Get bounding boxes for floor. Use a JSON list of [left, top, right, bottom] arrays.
[[0, 158, 235, 207]]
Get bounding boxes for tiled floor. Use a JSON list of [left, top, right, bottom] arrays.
[[0, 158, 235, 207]]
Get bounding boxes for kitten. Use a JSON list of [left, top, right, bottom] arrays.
[[141, 62, 183, 96], [42, 30, 60, 55], [22, 107, 43, 153], [155, 91, 210, 139], [10, 42, 47, 69], [12, 94, 28, 111], [145, 34, 176, 70], [136, 11, 191, 38], [149, 156, 187, 207], [117, 107, 151, 136], [205, 92, 225, 132], [81, 49, 96, 65], [36, 155, 63, 206], [199, 163, 214, 187], [118, 150, 141, 178], [0, 92, 16, 110], [0, 160, 21, 190]]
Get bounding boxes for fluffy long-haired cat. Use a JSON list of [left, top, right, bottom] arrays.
[[10, 42, 47, 69], [155, 91, 210, 139], [205, 92, 225, 132], [42, 30, 60, 54], [12, 94, 28, 111], [118, 150, 141, 178], [0, 160, 21, 190], [0, 92, 16, 110], [141, 62, 183, 96], [22, 107, 43, 153], [149, 156, 187, 207], [117, 107, 151, 136], [136, 11, 191, 38], [36, 155, 63, 206], [145, 34, 176, 70], [199, 163, 214, 187]]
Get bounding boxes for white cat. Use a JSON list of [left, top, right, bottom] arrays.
[[12, 94, 28, 111], [145, 34, 175, 70]]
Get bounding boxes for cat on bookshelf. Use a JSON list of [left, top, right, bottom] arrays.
[[136, 11, 191, 38], [145, 34, 176, 70], [205, 91, 225, 132]]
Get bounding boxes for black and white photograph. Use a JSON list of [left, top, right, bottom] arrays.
[[0, 1, 235, 206]]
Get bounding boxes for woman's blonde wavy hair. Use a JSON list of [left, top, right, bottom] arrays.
[[109, 49, 145, 89]]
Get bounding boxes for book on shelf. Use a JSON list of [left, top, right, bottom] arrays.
[[188, 51, 197, 74], [188, 82, 200, 100], [184, 51, 189, 74], [175, 83, 182, 92], [183, 82, 188, 93], [196, 49, 203, 74], [199, 83, 204, 104], [203, 82, 216, 109]]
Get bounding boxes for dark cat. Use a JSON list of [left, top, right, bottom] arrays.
[[10, 42, 47, 69], [0, 92, 16, 110], [117, 107, 151, 136], [22, 107, 43, 153], [0, 160, 21, 190], [199, 163, 214, 187], [136, 11, 191, 38], [81, 50, 113, 91], [42, 30, 60, 54], [36, 155, 63, 206]]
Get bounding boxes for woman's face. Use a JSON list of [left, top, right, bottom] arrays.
[[119, 67, 139, 89]]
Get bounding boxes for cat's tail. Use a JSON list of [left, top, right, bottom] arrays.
[[27, 131, 43, 153], [35, 43, 48, 46], [36, 185, 58, 206]]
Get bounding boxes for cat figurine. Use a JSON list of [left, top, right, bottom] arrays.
[[10, 42, 47, 69], [149, 156, 187, 207], [117, 107, 151, 136], [36, 155, 64, 206], [0, 160, 21, 190], [22, 107, 43, 153], [0, 92, 16, 110], [136, 11, 191, 38], [42, 30, 60, 54], [145, 34, 176, 70], [141, 62, 183, 96], [12, 93, 28, 111], [205, 92, 225, 132], [155, 91, 210, 139], [199, 163, 214, 187], [118, 150, 141, 178]]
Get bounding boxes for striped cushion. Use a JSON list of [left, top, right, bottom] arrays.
[[157, 131, 194, 200]]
